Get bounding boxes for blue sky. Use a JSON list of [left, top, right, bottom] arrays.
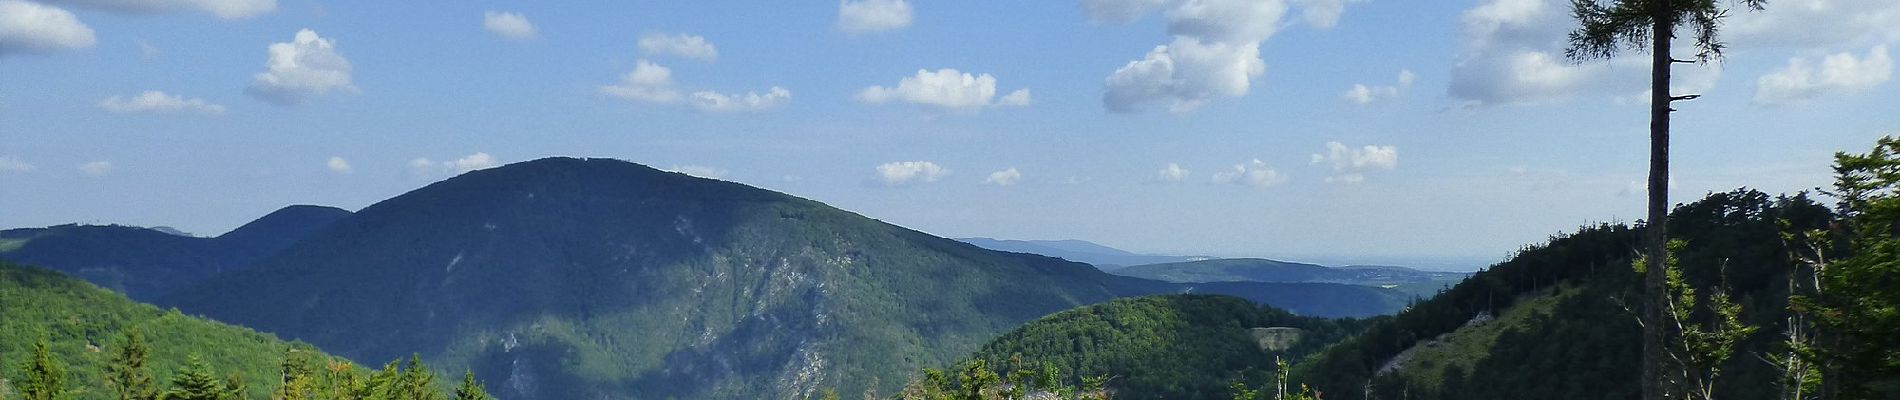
[[2, 0, 1896, 270]]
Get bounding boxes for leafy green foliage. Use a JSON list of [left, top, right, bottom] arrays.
[[159, 356, 226, 400], [1810, 136, 1900, 397], [0, 261, 339, 400]]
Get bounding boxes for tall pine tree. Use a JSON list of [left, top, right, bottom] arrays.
[[1565, 1, 1767, 399], [452, 371, 491, 400], [105, 329, 158, 400], [162, 356, 228, 400], [16, 339, 65, 400]]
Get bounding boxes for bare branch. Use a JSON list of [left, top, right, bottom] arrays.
[[1670, 94, 1702, 102]]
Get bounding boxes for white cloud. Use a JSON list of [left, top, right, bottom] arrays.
[[1446, 0, 1618, 106], [410, 153, 497, 178], [857, 68, 1032, 112], [1754, 45, 1893, 105], [1344, 69, 1415, 104], [599, 60, 680, 104], [983, 167, 1022, 186], [996, 88, 1032, 107], [1156, 163, 1189, 182], [37, 0, 275, 19], [1090, 0, 1368, 111], [838, 0, 913, 33], [638, 33, 717, 62], [0, 0, 95, 56], [690, 87, 791, 112], [0, 156, 34, 172], [326, 156, 351, 174], [483, 11, 535, 40], [1728, 0, 1900, 49], [876, 161, 949, 186], [78, 160, 112, 176], [1212, 159, 1287, 187], [1311, 141, 1398, 184], [667, 165, 727, 179], [1099, 0, 1302, 113], [98, 91, 226, 115], [1325, 174, 1366, 184], [246, 29, 356, 105], [1290, 0, 1367, 28], [1311, 141, 1398, 171], [136, 39, 158, 57]]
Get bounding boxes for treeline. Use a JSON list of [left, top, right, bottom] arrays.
[[1288, 137, 1900, 399], [3, 329, 493, 400]]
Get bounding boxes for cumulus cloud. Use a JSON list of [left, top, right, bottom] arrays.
[[983, 167, 1022, 186], [599, 60, 681, 104], [98, 91, 226, 115], [876, 161, 949, 186], [410, 153, 496, 178], [37, 0, 275, 19], [1092, 0, 1362, 113], [1344, 69, 1415, 104], [639, 33, 717, 61], [1212, 159, 1287, 187], [1290, 0, 1367, 28], [1446, 0, 1722, 106], [1728, 0, 1900, 49], [667, 165, 727, 179], [1754, 45, 1893, 105], [1156, 163, 1189, 182], [857, 68, 1031, 112], [690, 87, 790, 112], [246, 29, 356, 105], [838, 0, 912, 33], [326, 156, 351, 174], [78, 160, 112, 176], [483, 11, 535, 40], [1310, 141, 1398, 184], [0, 0, 95, 56], [0, 156, 34, 172]]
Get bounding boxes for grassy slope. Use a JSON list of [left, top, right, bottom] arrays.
[[0, 261, 330, 399], [1384, 285, 1575, 394]]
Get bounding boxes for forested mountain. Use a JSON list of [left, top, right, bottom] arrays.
[[0, 261, 333, 399], [955, 238, 1199, 270], [155, 157, 1406, 400], [0, 205, 350, 300], [963, 295, 1376, 399], [1288, 189, 1835, 400], [1112, 259, 1469, 298]]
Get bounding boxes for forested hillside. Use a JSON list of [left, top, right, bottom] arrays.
[[0, 205, 350, 300], [963, 295, 1375, 399], [1289, 189, 1833, 400], [156, 158, 1412, 400]]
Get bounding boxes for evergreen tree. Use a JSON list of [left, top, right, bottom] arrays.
[[221, 373, 245, 400], [393, 355, 442, 400], [105, 329, 159, 400], [1565, 1, 1768, 399], [17, 339, 65, 400], [162, 356, 227, 400], [451, 371, 490, 400]]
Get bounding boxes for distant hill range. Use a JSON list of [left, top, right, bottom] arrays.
[[1110, 258, 1470, 298], [0, 205, 351, 300], [955, 237, 1203, 270], [0, 157, 1399, 399]]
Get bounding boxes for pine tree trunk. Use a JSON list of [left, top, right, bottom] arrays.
[[1641, 3, 1674, 400]]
